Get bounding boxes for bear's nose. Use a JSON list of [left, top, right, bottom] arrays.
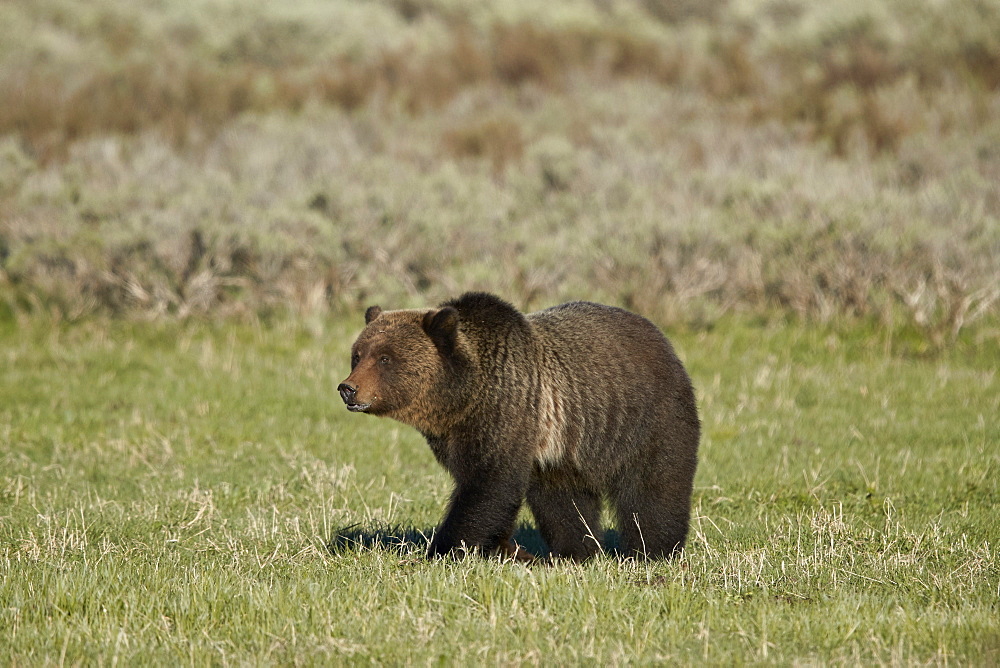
[[338, 383, 357, 405]]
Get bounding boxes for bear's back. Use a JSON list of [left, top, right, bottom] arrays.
[[527, 301, 679, 379]]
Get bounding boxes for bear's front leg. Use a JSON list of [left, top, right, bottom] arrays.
[[427, 467, 529, 559]]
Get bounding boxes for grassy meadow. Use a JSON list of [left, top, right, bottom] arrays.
[[1, 0, 999, 664], [1, 317, 998, 664], [1, 0, 999, 336]]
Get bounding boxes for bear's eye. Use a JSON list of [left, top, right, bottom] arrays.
[[351, 353, 360, 369], [379, 355, 390, 366]]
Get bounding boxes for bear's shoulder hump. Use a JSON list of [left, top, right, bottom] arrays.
[[442, 292, 526, 325]]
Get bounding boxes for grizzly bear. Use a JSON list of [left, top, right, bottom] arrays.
[[337, 292, 699, 560]]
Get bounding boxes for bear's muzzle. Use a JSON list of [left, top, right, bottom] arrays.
[[337, 382, 371, 412]]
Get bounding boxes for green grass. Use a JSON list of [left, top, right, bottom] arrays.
[[2, 1, 997, 662], [2, 315, 997, 664]]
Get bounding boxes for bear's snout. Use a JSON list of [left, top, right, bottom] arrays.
[[338, 382, 358, 406], [338, 382, 373, 412]]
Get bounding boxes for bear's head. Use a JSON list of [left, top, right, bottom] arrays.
[[337, 304, 467, 434]]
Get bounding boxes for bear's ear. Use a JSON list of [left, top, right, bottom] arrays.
[[365, 305, 383, 324], [422, 307, 459, 356]]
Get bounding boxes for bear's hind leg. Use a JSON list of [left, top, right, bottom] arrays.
[[612, 481, 690, 559], [526, 482, 602, 561]]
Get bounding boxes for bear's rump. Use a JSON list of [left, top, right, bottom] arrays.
[[528, 306, 689, 477]]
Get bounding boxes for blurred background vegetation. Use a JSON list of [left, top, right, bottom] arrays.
[[0, 0, 998, 346]]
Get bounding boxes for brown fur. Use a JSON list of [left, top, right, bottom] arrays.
[[338, 292, 700, 560]]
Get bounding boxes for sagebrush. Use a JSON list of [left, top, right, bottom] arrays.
[[0, 0, 997, 344]]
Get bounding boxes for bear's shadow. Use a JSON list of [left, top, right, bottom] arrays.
[[328, 523, 623, 559]]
